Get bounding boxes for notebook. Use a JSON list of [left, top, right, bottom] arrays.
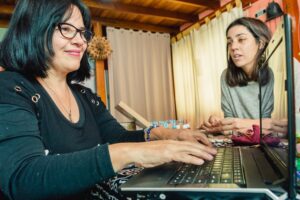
[[120, 15, 294, 199]]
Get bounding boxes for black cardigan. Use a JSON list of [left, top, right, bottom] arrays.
[[0, 71, 144, 200]]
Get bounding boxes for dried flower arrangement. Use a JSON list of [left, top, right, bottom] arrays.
[[87, 36, 112, 60]]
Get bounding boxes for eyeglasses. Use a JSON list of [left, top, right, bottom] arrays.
[[57, 22, 93, 43]]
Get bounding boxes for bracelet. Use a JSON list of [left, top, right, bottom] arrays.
[[144, 126, 155, 142]]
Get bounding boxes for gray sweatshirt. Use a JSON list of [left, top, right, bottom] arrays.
[[221, 69, 274, 119]]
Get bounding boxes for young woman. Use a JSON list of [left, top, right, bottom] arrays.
[[0, 0, 216, 199], [202, 17, 274, 133]]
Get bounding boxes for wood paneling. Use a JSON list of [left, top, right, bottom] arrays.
[[0, 0, 223, 34], [84, 0, 198, 22], [92, 18, 178, 33], [169, 0, 220, 8]]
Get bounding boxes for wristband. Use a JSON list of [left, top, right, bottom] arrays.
[[144, 126, 155, 142]]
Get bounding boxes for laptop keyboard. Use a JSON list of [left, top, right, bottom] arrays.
[[168, 147, 245, 185]]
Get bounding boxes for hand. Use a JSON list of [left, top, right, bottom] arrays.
[[262, 118, 287, 135], [150, 126, 212, 147], [108, 140, 217, 172], [271, 119, 287, 134], [201, 118, 256, 133], [0, 66, 5, 72], [200, 115, 222, 133]]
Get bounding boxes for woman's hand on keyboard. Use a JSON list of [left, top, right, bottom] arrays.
[[109, 140, 217, 171]]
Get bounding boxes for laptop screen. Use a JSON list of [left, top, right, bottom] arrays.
[[259, 14, 296, 198]]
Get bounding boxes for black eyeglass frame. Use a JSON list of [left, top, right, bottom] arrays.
[[57, 22, 94, 43]]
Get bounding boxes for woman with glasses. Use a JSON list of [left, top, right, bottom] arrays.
[[0, 0, 216, 200]]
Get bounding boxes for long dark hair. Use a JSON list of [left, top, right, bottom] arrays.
[[0, 0, 92, 82], [225, 17, 271, 87]]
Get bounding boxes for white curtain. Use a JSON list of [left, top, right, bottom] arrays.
[[172, 7, 243, 129], [107, 27, 175, 124], [268, 35, 287, 119], [172, 35, 197, 128]]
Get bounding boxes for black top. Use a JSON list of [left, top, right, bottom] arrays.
[[0, 71, 144, 200]]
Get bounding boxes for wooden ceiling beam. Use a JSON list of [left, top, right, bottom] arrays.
[[92, 18, 178, 34], [0, 19, 9, 28], [84, 0, 198, 22], [168, 0, 220, 9], [0, 5, 14, 15]]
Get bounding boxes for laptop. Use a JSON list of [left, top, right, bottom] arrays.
[[120, 15, 295, 200]]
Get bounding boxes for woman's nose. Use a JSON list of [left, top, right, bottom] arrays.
[[230, 41, 239, 50], [71, 32, 85, 45]]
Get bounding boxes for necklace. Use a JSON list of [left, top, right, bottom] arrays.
[[41, 79, 73, 122]]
